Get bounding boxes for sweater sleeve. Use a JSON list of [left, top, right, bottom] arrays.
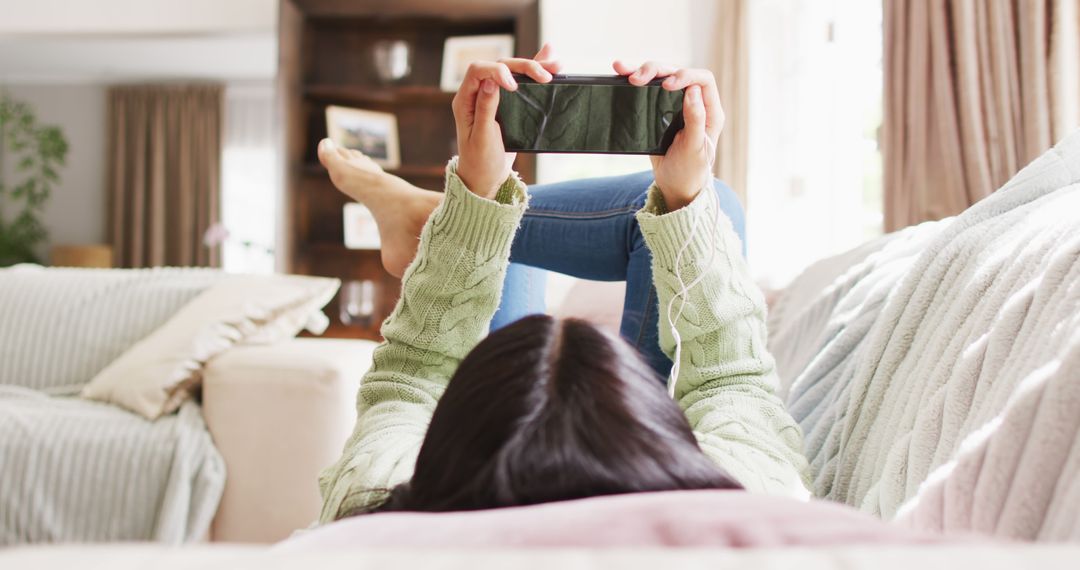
[[636, 185, 811, 499], [317, 158, 527, 522]]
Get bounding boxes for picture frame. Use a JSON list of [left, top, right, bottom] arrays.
[[325, 105, 400, 169], [343, 203, 381, 250], [440, 34, 516, 92]]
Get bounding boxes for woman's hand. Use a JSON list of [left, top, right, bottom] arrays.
[[613, 60, 725, 211], [453, 44, 562, 199]]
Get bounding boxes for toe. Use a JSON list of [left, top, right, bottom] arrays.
[[317, 138, 339, 166], [318, 140, 352, 188]]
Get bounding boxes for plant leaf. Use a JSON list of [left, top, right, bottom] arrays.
[[0, 92, 67, 265]]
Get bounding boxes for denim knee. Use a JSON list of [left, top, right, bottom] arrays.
[[624, 173, 745, 255], [711, 179, 746, 255]]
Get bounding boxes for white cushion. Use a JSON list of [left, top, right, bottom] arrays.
[[81, 274, 339, 419]]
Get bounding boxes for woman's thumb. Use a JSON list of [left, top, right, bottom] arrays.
[[682, 85, 706, 137], [474, 79, 500, 124]]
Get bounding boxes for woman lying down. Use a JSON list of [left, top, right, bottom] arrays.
[[315, 44, 811, 522]]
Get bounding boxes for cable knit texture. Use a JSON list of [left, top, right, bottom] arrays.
[[317, 158, 527, 521], [318, 165, 809, 522], [638, 186, 810, 498]]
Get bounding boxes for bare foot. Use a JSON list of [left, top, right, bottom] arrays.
[[317, 138, 442, 277]]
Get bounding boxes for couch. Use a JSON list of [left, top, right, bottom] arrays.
[[5, 544, 1080, 570], [0, 265, 378, 544], [4, 129, 1077, 556], [763, 130, 1080, 541]]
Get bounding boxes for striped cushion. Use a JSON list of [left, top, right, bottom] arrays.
[[0, 266, 225, 394]]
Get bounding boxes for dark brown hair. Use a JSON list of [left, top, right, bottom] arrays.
[[370, 314, 740, 513]]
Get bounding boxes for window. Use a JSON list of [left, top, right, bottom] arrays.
[[746, 0, 884, 288], [220, 83, 279, 274]]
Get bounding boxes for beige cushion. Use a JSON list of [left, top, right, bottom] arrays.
[[81, 275, 339, 419]]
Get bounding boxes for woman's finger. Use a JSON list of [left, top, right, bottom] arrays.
[[660, 68, 713, 91], [497, 57, 554, 83], [536, 59, 563, 74], [629, 61, 658, 85], [452, 62, 517, 128], [612, 59, 637, 76], [612, 59, 680, 78], [628, 61, 680, 85], [474, 79, 501, 126], [532, 44, 562, 74], [681, 85, 706, 139], [455, 62, 517, 94], [533, 43, 555, 61]]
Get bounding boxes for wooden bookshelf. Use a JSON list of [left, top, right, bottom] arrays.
[[279, 0, 539, 340]]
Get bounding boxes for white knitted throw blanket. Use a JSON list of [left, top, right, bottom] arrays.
[[772, 130, 1080, 541]]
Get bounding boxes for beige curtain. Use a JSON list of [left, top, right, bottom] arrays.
[[107, 85, 223, 267], [883, 0, 1080, 232], [707, 0, 750, 207]]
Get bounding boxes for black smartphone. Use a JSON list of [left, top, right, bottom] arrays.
[[496, 74, 685, 155]]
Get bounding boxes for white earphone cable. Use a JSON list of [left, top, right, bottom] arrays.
[[665, 134, 722, 398]]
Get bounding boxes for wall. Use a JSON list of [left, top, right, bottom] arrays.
[[0, 0, 278, 261], [539, 0, 693, 73], [689, 0, 720, 69], [0, 36, 277, 83], [0, 0, 276, 35], [1, 84, 107, 258]]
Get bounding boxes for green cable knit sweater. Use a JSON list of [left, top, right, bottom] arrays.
[[318, 159, 811, 522]]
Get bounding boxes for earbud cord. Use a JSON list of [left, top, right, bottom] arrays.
[[666, 134, 722, 398]]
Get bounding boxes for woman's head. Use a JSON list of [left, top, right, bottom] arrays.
[[374, 314, 740, 513]]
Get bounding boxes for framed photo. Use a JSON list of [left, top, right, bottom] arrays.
[[440, 34, 515, 92], [325, 105, 400, 169], [343, 203, 381, 250]]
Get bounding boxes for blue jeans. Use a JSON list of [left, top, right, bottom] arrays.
[[490, 171, 746, 377]]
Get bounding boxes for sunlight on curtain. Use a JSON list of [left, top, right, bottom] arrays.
[[746, 0, 883, 289], [221, 83, 278, 274]]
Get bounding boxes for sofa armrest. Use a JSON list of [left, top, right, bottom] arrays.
[[201, 338, 376, 543]]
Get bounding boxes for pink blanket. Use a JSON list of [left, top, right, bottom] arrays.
[[279, 490, 948, 549]]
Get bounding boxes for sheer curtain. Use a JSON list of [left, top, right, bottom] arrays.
[[702, 0, 750, 206], [745, 0, 884, 289], [221, 83, 279, 274]]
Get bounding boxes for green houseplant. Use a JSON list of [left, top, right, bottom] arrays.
[[0, 92, 68, 266]]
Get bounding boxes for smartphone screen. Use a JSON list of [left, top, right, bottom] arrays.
[[497, 75, 684, 155]]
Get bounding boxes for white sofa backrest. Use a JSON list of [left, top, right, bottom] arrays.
[[0, 266, 224, 394]]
